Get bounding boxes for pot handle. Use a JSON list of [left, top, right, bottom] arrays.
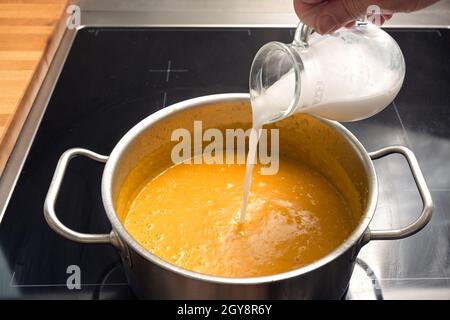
[[44, 148, 113, 244], [368, 146, 433, 241]]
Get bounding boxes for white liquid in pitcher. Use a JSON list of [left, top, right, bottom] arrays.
[[251, 52, 402, 123], [239, 52, 402, 221]]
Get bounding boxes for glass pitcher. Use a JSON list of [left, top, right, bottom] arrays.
[[249, 22, 406, 124]]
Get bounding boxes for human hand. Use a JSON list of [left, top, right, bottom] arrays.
[[293, 0, 440, 34]]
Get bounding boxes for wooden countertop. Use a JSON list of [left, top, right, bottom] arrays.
[[0, 0, 69, 175]]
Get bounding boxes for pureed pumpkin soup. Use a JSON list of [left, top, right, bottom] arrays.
[[116, 117, 363, 278]]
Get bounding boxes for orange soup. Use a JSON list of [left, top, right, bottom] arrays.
[[121, 156, 355, 277]]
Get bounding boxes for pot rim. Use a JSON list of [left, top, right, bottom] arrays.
[[101, 93, 378, 285]]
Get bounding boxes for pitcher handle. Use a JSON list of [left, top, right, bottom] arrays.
[[293, 21, 314, 47]]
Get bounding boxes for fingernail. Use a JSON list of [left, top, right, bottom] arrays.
[[317, 15, 338, 34]]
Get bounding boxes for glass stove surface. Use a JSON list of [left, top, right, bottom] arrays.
[[0, 27, 449, 299]]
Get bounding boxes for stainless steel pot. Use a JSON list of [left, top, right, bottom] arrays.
[[44, 94, 433, 299]]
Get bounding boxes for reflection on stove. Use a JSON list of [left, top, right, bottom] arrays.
[[94, 263, 134, 300], [347, 258, 383, 300]]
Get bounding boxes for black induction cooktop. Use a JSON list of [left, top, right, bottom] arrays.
[[0, 27, 449, 299]]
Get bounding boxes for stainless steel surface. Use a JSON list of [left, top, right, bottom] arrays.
[[42, 94, 430, 299], [368, 146, 433, 241], [0, 27, 78, 223], [43, 148, 111, 244], [76, 0, 450, 28]]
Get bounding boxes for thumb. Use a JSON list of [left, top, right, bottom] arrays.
[[315, 0, 371, 34]]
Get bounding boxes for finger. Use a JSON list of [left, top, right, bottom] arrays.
[[379, 14, 393, 25], [378, 0, 440, 13], [316, 0, 396, 34], [295, 0, 439, 35], [293, 0, 329, 30], [301, 0, 326, 3], [366, 12, 393, 26], [344, 21, 355, 28]]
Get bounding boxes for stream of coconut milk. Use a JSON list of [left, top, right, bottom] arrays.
[[239, 70, 299, 222], [239, 64, 400, 222]]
